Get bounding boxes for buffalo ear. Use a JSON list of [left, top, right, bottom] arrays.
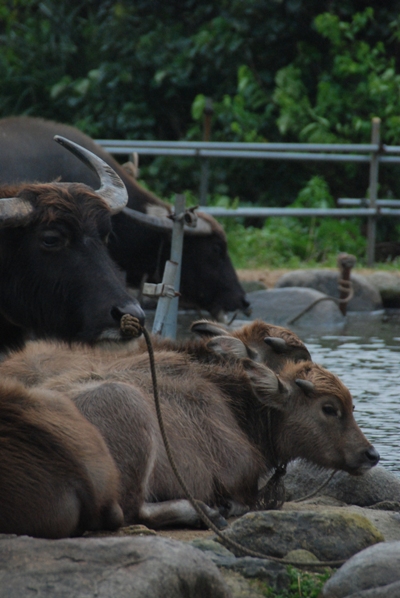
[[191, 320, 229, 338], [242, 360, 288, 410], [206, 336, 249, 359]]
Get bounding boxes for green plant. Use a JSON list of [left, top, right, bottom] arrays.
[[212, 176, 367, 269], [250, 565, 332, 597]]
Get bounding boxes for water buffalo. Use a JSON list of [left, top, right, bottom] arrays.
[[0, 377, 123, 538], [130, 319, 312, 372], [0, 115, 250, 320], [0, 135, 145, 352], [2, 339, 379, 529], [0, 319, 310, 387]]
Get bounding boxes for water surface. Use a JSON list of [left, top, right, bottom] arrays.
[[301, 313, 400, 475]]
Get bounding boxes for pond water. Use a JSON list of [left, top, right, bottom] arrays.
[[300, 313, 400, 476]]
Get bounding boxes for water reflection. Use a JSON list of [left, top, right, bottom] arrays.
[[303, 328, 400, 476]]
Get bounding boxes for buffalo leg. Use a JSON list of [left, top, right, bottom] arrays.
[[139, 500, 227, 529]]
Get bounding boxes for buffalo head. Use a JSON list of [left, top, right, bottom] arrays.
[[119, 207, 251, 320], [0, 136, 145, 352]]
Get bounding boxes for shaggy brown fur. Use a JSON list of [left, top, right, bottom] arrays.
[[1, 341, 378, 528], [0, 378, 123, 538]]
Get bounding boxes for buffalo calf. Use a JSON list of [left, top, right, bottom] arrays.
[[28, 349, 379, 529], [190, 319, 312, 370], [0, 319, 309, 387], [0, 378, 123, 538]]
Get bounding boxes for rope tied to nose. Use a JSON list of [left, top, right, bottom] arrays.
[[120, 314, 143, 338], [117, 315, 345, 568]]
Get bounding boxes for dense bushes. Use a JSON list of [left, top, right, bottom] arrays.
[[0, 1, 399, 265]]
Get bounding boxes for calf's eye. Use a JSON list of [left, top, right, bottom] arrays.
[[322, 404, 339, 417]]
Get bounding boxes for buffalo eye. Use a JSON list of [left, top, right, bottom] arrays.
[[322, 404, 341, 417], [39, 230, 66, 251]]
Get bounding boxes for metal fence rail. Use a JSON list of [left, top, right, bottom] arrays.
[[95, 118, 400, 265]]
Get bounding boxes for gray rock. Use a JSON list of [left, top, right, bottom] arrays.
[[285, 462, 400, 507], [275, 269, 382, 311], [280, 502, 400, 544], [191, 538, 236, 558], [218, 510, 383, 562], [368, 271, 400, 308], [240, 280, 267, 293], [246, 288, 344, 331], [0, 534, 230, 598], [321, 541, 400, 597], [219, 570, 267, 598], [190, 538, 289, 591]]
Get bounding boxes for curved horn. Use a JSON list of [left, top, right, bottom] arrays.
[[53, 135, 128, 214], [122, 206, 213, 236], [0, 197, 33, 224], [295, 379, 315, 395]]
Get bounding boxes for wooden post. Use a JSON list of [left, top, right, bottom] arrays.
[[366, 117, 381, 266]]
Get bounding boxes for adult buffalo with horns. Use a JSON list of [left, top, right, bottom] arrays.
[[0, 135, 145, 353], [0, 116, 250, 320]]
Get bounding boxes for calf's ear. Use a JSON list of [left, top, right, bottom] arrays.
[[191, 320, 229, 338], [242, 360, 289, 410], [206, 335, 249, 359], [264, 336, 288, 354]]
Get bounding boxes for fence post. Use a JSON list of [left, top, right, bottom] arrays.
[[199, 98, 213, 206], [366, 117, 381, 266], [161, 194, 186, 339], [151, 260, 179, 336]]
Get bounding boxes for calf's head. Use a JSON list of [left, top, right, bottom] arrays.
[[192, 319, 311, 371], [245, 360, 379, 475]]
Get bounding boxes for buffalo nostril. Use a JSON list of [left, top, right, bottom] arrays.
[[112, 303, 146, 327], [365, 446, 380, 465]]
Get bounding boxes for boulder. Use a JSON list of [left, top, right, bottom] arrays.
[[284, 462, 400, 507], [218, 510, 383, 562], [245, 288, 344, 331], [367, 271, 400, 308], [191, 538, 289, 592], [321, 541, 400, 597], [0, 534, 230, 598], [275, 269, 382, 311]]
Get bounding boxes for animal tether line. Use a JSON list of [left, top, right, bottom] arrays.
[[287, 278, 354, 325], [139, 324, 345, 569]]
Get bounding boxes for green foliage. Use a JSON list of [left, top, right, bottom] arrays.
[[190, 65, 273, 143], [0, 1, 399, 259], [274, 8, 400, 146], [250, 566, 332, 597], [221, 176, 366, 269]]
